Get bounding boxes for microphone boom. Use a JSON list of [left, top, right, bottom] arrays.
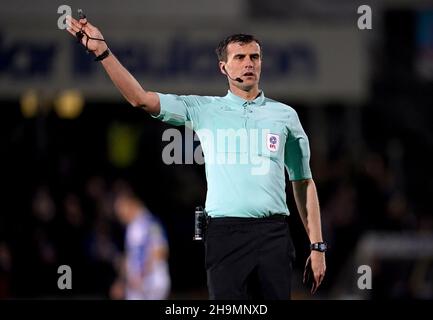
[[223, 66, 243, 83]]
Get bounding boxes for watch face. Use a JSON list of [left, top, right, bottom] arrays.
[[312, 242, 327, 252]]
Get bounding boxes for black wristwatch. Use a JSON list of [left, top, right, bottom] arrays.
[[310, 241, 328, 252], [94, 48, 110, 61]]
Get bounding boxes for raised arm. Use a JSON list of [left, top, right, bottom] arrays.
[[66, 16, 160, 115]]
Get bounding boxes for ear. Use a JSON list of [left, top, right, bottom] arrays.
[[219, 61, 227, 75]]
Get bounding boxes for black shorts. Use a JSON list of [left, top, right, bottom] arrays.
[[205, 214, 296, 300]]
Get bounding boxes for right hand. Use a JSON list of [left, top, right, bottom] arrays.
[[109, 280, 125, 300], [66, 15, 108, 56]]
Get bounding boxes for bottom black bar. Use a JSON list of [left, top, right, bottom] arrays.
[[0, 300, 423, 319]]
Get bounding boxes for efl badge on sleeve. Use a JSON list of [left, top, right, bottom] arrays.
[[267, 133, 280, 152]]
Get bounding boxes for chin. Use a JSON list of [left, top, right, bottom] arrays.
[[236, 84, 251, 91], [239, 82, 257, 91]]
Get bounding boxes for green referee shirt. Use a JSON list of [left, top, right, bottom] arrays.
[[153, 90, 312, 218]]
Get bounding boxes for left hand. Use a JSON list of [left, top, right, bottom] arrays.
[[303, 251, 326, 294]]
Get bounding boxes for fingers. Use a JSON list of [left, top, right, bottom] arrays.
[[66, 23, 80, 34], [66, 22, 85, 47], [66, 15, 92, 31], [66, 17, 80, 36], [65, 15, 90, 45], [302, 256, 311, 283], [308, 252, 326, 294], [303, 255, 311, 284], [311, 271, 325, 294], [78, 17, 95, 30], [315, 273, 323, 287], [66, 27, 77, 38], [304, 255, 311, 269], [311, 273, 321, 294], [66, 16, 79, 29], [79, 18, 88, 26], [311, 281, 317, 294]]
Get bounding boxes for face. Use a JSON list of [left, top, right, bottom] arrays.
[[114, 196, 132, 225], [220, 41, 262, 91]]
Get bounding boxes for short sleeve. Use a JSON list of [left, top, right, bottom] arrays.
[[150, 222, 169, 251], [284, 110, 312, 181], [152, 93, 203, 129]]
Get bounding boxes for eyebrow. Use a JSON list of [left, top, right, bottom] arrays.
[[233, 53, 260, 58]]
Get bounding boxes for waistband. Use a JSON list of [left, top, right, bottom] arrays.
[[208, 214, 288, 225]]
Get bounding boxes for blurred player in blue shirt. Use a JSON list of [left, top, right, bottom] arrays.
[[110, 186, 170, 300]]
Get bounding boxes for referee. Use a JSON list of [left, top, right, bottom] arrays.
[[66, 15, 326, 300]]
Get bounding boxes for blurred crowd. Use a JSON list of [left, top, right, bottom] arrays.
[[1, 176, 122, 298]]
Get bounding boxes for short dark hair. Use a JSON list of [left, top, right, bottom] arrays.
[[112, 179, 140, 203], [215, 34, 261, 62]]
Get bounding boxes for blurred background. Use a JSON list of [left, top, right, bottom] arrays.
[[1, 0, 433, 299]]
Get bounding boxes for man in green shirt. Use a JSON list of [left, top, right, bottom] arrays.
[[66, 15, 326, 299]]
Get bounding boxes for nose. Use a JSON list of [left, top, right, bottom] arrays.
[[244, 57, 254, 69]]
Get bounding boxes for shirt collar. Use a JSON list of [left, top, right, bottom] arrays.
[[224, 90, 265, 106]]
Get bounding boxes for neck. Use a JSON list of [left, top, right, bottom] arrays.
[[229, 84, 260, 101], [128, 205, 143, 223]]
